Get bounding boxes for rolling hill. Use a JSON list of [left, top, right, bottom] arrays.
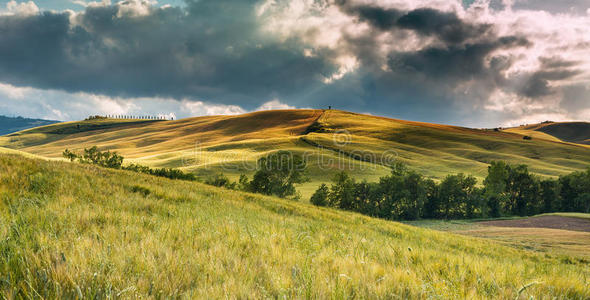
[[0, 115, 59, 136], [2, 109, 590, 197], [504, 121, 590, 145], [0, 153, 588, 298]]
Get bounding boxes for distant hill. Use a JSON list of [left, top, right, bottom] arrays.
[[504, 121, 590, 145], [2, 109, 590, 198], [0, 115, 60, 136]]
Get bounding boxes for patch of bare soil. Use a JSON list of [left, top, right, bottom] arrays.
[[478, 215, 590, 233]]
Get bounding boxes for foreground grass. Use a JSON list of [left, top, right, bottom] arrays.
[[1, 154, 589, 298]]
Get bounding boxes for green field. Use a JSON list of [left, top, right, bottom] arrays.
[[3, 110, 590, 199], [1, 153, 589, 298], [504, 122, 590, 145]]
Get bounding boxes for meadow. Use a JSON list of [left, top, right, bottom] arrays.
[[1, 153, 589, 298], [2, 110, 590, 199]]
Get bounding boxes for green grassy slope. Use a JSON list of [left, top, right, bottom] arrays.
[[0, 153, 588, 298], [3, 110, 590, 198], [505, 121, 590, 145]]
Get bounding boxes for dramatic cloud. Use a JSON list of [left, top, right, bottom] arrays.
[[0, 0, 589, 126], [0, 0, 334, 109]]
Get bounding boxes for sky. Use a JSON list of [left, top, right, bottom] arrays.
[[0, 0, 589, 127]]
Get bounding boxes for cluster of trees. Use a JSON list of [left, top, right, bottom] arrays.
[[311, 161, 590, 220], [206, 151, 308, 199], [63, 146, 123, 168], [63, 147, 195, 181]]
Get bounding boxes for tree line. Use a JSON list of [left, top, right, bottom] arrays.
[[310, 161, 590, 220], [63, 147, 195, 181]]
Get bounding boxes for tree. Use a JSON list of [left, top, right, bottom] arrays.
[[505, 165, 538, 216], [328, 172, 356, 210], [378, 166, 426, 220], [484, 161, 509, 216], [559, 169, 590, 212], [423, 179, 439, 218], [438, 173, 478, 219], [310, 184, 329, 206], [62, 149, 78, 162], [249, 151, 308, 198], [354, 181, 379, 216], [539, 179, 559, 213]]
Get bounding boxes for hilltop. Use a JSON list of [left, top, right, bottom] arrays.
[[504, 121, 590, 145], [0, 153, 588, 298], [0, 115, 59, 136], [2, 109, 590, 197]]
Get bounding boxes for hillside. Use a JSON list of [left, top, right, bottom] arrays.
[[0, 153, 588, 298], [2, 110, 590, 197], [504, 121, 590, 145], [0, 115, 59, 136]]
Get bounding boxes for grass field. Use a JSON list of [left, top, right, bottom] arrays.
[[542, 212, 590, 220], [406, 213, 590, 260], [504, 122, 590, 145], [3, 109, 590, 199], [1, 153, 589, 298]]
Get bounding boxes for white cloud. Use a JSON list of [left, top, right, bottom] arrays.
[[0, 83, 31, 99], [256, 99, 296, 111], [71, 0, 112, 8], [116, 0, 156, 18], [181, 100, 246, 116], [1, 0, 39, 16]]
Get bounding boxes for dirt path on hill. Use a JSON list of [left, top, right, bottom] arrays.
[[478, 215, 590, 233]]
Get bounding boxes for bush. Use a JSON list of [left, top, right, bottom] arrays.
[[206, 173, 236, 189], [131, 185, 151, 197]]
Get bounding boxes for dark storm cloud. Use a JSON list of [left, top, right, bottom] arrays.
[[388, 36, 529, 81], [339, 3, 491, 44], [0, 0, 334, 108], [396, 8, 491, 44], [520, 69, 582, 98], [515, 56, 583, 98], [335, 2, 532, 104]]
